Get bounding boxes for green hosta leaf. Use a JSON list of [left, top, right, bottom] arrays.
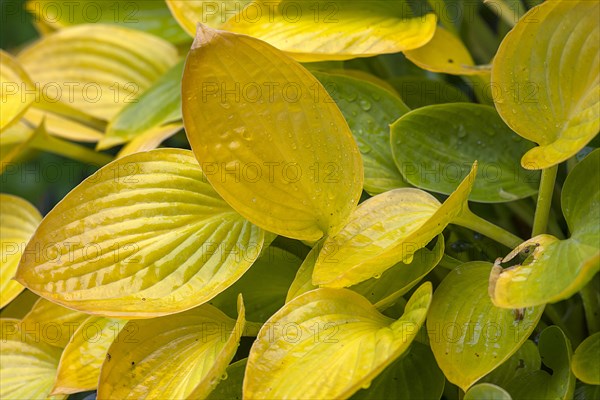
[[388, 76, 470, 109], [575, 383, 600, 400], [427, 262, 543, 392], [21, 298, 89, 348], [571, 332, 600, 385], [100, 60, 184, 150], [505, 326, 575, 400], [391, 103, 540, 202], [478, 340, 541, 388], [490, 150, 600, 308], [312, 163, 477, 288], [404, 27, 490, 76], [206, 358, 246, 400], [286, 244, 321, 302], [491, 0, 600, 169], [244, 282, 432, 399], [16, 149, 265, 318], [52, 317, 126, 394], [25, 0, 190, 44], [464, 383, 512, 400], [182, 25, 363, 241], [171, 1, 437, 61], [351, 342, 445, 400], [210, 247, 302, 322], [18, 24, 179, 120], [98, 297, 245, 399], [0, 50, 34, 130], [0, 319, 65, 400], [314, 72, 411, 195], [0, 194, 42, 308]]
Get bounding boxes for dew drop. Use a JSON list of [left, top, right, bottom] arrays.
[[359, 98, 372, 111], [220, 102, 231, 109], [229, 141, 241, 150]]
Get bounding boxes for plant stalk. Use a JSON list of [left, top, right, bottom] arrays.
[[454, 207, 523, 249], [531, 165, 558, 237]]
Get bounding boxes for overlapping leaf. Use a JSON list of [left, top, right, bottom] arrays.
[[404, 27, 490, 76], [391, 103, 539, 202], [0, 50, 34, 131], [0, 194, 42, 308], [351, 342, 445, 400], [314, 72, 410, 195], [182, 25, 363, 241], [21, 298, 89, 348], [427, 262, 543, 391], [0, 319, 65, 400], [244, 283, 432, 399], [52, 317, 126, 394], [18, 24, 179, 120], [571, 332, 600, 385], [98, 298, 245, 399], [491, 0, 600, 169], [464, 383, 512, 400], [16, 149, 265, 317], [504, 326, 575, 400], [312, 163, 477, 288], [100, 60, 184, 150], [171, 1, 437, 61], [26, 0, 190, 44], [490, 150, 600, 308], [478, 340, 541, 388]]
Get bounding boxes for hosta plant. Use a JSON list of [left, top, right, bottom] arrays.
[[0, 0, 599, 399]]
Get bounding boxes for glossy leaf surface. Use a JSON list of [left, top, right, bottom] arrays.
[[0, 50, 34, 130], [182, 25, 363, 241], [391, 103, 539, 202], [491, 0, 600, 169], [244, 283, 432, 399], [16, 149, 265, 317], [428, 262, 543, 391], [571, 332, 600, 385]]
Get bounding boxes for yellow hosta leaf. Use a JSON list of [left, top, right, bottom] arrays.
[[244, 283, 432, 399], [571, 332, 600, 385], [16, 149, 265, 318], [182, 25, 363, 241], [52, 316, 126, 394], [166, 0, 252, 32], [221, 1, 437, 61], [21, 298, 89, 348], [22, 107, 104, 143], [0, 319, 65, 400], [18, 24, 179, 121], [0, 50, 34, 131], [98, 297, 245, 399], [404, 27, 490, 76], [313, 163, 477, 287], [492, 0, 600, 169], [0, 194, 42, 308], [116, 123, 182, 159]]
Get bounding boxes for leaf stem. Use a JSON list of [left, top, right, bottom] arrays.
[[531, 165, 558, 237], [30, 131, 113, 166], [454, 207, 523, 249], [580, 275, 600, 335]]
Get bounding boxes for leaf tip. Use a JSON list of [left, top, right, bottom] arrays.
[[192, 23, 220, 50]]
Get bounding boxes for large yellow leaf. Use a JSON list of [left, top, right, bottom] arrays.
[[18, 24, 179, 121], [312, 163, 477, 287], [221, 1, 437, 62], [166, 0, 252, 32], [16, 149, 265, 318], [182, 25, 363, 241], [491, 0, 599, 169], [52, 316, 126, 394], [244, 282, 432, 399], [0, 319, 65, 400], [21, 298, 89, 348], [404, 27, 490, 76], [22, 107, 104, 143], [0, 194, 42, 308], [0, 50, 34, 131], [97, 297, 245, 399]]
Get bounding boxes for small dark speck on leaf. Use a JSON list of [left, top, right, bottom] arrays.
[[131, 361, 135, 366], [107, 353, 111, 361], [517, 359, 525, 369], [141, 298, 146, 301], [448, 59, 454, 63], [475, 353, 480, 357]]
